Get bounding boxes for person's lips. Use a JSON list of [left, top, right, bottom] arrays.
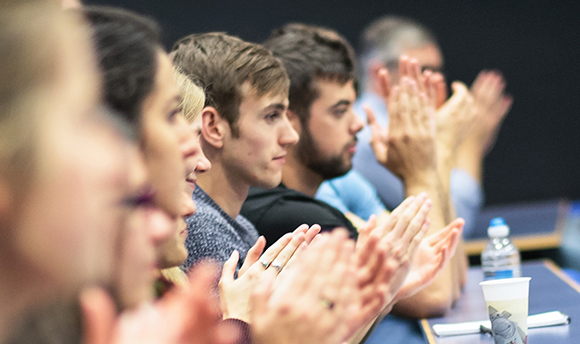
[[273, 154, 286, 164], [185, 176, 196, 192], [345, 141, 357, 154]]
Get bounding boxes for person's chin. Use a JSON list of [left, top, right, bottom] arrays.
[[257, 176, 281, 189], [185, 181, 195, 195]]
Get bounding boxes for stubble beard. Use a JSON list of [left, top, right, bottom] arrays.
[[296, 125, 352, 181]]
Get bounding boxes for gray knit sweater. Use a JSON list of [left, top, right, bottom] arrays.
[[181, 186, 259, 271]]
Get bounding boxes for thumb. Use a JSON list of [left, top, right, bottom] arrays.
[[445, 219, 465, 257], [80, 287, 117, 344], [451, 81, 469, 97], [377, 68, 391, 99]]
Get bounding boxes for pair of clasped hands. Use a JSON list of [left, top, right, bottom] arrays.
[[367, 56, 512, 188], [80, 195, 461, 344]]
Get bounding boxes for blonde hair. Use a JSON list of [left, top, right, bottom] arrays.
[[160, 267, 189, 288], [173, 70, 205, 123]]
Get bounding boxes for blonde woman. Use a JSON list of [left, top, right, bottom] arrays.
[[156, 71, 210, 292]]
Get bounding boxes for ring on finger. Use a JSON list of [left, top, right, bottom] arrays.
[[320, 298, 335, 310], [269, 262, 282, 273], [260, 259, 270, 269]]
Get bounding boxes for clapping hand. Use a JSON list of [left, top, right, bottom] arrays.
[[219, 224, 321, 323]]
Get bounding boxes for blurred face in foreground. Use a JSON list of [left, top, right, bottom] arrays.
[[6, 11, 134, 291], [115, 51, 194, 307]]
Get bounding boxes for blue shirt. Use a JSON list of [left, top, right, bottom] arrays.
[[316, 91, 483, 238], [315, 170, 385, 221]]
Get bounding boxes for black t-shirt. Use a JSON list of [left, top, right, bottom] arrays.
[[240, 184, 358, 247]]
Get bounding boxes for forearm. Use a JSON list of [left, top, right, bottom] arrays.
[[347, 298, 396, 344], [404, 171, 450, 232], [395, 173, 459, 318], [455, 138, 484, 183], [347, 317, 377, 344], [391, 264, 454, 319]]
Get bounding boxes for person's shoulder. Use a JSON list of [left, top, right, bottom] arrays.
[[246, 184, 329, 211], [235, 213, 256, 231], [187, 187, 235, 235], [246, 183, 294, 200], [244, 184, 354, 232]]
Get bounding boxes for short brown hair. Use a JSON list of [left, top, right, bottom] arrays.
[[170, 32, 289, 136], [264, 23, 356, 124]]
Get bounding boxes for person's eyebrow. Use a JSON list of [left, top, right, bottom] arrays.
[[263, 103, 287, 112], [171, 94, 182, 105], [166, 94, 182, 110], [330, 100, 351, 110]]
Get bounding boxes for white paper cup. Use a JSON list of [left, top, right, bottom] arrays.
[[480, 277, 531, 344]]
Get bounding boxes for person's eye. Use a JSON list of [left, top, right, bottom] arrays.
[[123, 189, 155, 208], [167, 108, 180, 123], [332, 108, 348, 118], [265, 112, 281, 123]]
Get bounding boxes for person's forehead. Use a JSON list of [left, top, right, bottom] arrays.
[[149, 51, 181, 108], [404, 43, 443, 68], [239, 81, 288, 109], [156, 52, 179, 91], [313, 78, 356, 103]]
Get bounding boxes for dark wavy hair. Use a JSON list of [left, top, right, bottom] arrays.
[[83, 6, 162, 129]]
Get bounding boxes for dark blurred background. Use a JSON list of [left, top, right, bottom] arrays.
[[87, 0, 580, 207]]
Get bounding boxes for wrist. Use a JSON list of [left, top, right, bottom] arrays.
[[403, 169, 440, 194]]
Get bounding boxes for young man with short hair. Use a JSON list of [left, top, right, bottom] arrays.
[[171, 32, 300, 270]]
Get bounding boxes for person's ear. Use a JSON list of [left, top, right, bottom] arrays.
[[286, 109, 302, 137], [200, 106, 228, 149]]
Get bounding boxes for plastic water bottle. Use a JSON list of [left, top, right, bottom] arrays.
[[481, 217, 521, 280]]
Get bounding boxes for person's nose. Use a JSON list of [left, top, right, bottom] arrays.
[[279, 115, 300, 146], [147, 208, 174, 243], [350, 111, 365, 135], [181, 191, 196, 218], [194, 148, 211, 175]]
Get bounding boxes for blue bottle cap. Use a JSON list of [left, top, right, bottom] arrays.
[[488, 217, 509, 237], [490, 217, 506, 227]]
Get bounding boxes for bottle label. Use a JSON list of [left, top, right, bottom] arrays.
[[484, 269, 515, 280], [495, 270, 514, 279]]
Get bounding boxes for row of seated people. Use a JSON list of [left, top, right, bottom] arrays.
[[0, 0, 510, 343]]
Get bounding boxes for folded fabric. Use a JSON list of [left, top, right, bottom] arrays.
[[432, 311, 570, 337]]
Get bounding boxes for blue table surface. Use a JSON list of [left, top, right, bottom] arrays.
[[468, 199, 569, 240], [422, 260, 580, 343]]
